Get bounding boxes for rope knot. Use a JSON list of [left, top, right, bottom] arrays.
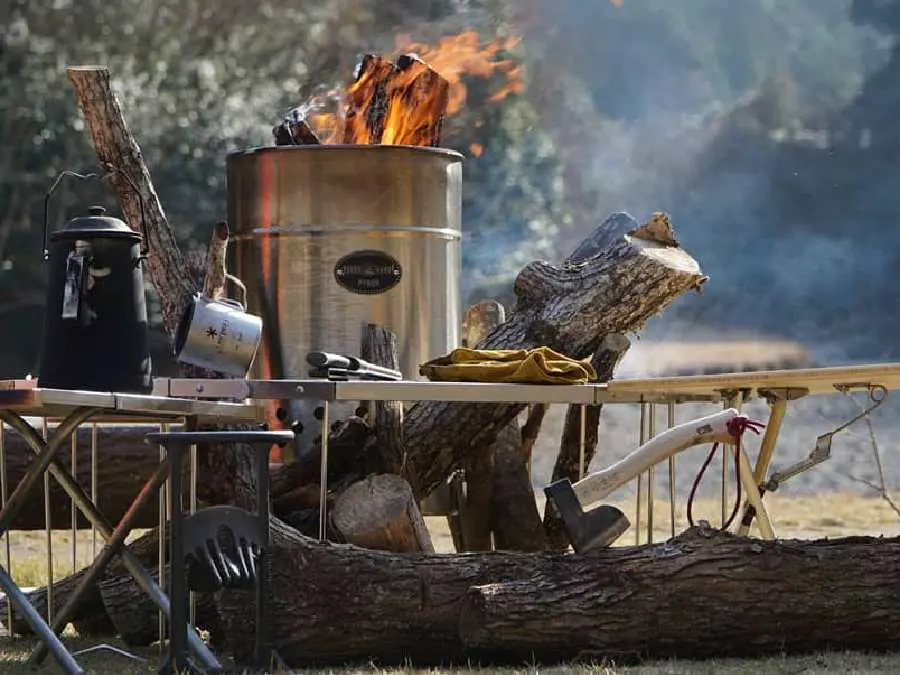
[[687, 413, 766, 531]]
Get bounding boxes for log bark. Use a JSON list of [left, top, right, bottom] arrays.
[[99, 566, 220, 647], [67, 65, 259, 510], [489, 422, 545, 551], [214, 526, 900, 667], [543, 333, 631, 550], [458, 528, 900, 663], [202, 221, 230, 301], [403, 211, 707, 500], [519, 403, 548, 466], [330, 474, 433, 553]]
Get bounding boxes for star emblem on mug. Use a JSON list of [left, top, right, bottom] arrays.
[[206, 327, 218, 339]]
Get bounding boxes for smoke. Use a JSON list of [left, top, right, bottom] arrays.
[[461, 0, 898, 365]]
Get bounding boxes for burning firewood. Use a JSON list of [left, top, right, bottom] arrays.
[[380, 53, 450, 147], [342, 54, 397, 144], [273, 106, 322, 146]]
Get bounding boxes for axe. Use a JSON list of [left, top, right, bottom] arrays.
[[545, 408, 745, 553]]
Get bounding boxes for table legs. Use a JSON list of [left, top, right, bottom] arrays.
[[736, 398, 788, 537], [0, 411, 221, 673], [0, 407, 99, 675]]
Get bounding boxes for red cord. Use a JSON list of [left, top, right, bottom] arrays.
[[686, 415, 765, 530]]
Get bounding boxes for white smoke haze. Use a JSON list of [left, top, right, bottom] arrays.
[[454, 1, 900, 494]]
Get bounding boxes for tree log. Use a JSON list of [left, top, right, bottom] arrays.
[[489, 422, 545, 551], [403, 211, 706, 500], [330, 474, 433, 553], [543, 333, 631, 550], [0, 425, 186, 530], [214, 526, 900, 667], [99, 566, 220, 648], [67, 65, 259, 510], [458, 528, 900, 662]]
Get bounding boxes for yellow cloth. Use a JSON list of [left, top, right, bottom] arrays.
[[418, 347, 597, 385]]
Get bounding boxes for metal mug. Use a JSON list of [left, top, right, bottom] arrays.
[[173, 274, 263, 377]]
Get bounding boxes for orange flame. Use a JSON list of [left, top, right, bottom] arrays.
[[299, 29, 523, 149], [393, 30, 524, 116]]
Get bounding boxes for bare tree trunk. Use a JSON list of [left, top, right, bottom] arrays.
[[66, 65, 258, 509]]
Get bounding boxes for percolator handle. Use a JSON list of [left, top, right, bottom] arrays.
[[42, 166, 150, 261]]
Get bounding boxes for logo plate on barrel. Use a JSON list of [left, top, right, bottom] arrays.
[[334, 250, 402, 295]]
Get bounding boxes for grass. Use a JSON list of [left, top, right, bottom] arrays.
[[3, 638, 900, 675], [2, 493, 900, 673]]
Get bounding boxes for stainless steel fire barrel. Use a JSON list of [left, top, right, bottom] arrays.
[[227, 145, 463, 444]]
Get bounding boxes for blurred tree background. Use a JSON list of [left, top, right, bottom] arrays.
[[0, 0, 897, 376]]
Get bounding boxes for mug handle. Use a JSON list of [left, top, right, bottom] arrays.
[[224, 273, 247, 311]]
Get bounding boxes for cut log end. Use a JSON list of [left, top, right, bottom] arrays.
[[331, 474, 434, 553]]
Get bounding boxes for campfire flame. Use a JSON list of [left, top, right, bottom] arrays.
[[278, 30, 524, 153]]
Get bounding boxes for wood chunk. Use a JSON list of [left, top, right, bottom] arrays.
[[342, 54, 396, 144], [330, 474, 434, 553]]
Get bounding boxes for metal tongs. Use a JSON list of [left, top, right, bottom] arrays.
[[763, 384, 888, 493]]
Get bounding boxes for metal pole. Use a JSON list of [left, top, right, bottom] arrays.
[[0, 411, 221, 672], [29, 459, 171, 665], [0, 564, 83, 675], [158, 422, 168, 652], [189, 437, 197, 628], [0, 420, 12, 634], [71, 430, 78, 574], [91, 423, 98, 557], [647, 404, 656, 544], [667, 402, 676, 539], [578, 404, 587, 479], [42, 417, 53, 625], [635, 401, 646, 545], [318, 402, 330, 541]]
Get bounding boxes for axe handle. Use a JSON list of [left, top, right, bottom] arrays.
[[571, 408, 741, 509]]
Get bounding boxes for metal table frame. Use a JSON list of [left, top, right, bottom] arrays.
[[0, 383, 262, 675], [154, 364, 900, 543]]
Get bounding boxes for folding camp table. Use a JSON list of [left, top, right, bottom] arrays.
[[0, 380, 263, 675]]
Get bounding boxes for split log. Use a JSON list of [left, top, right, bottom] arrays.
[[489, 423, 545, 551], [215, 526, 900, 667], [359, 323, 404, 476], [543, 332, 631, 550], [330, 474, 433, 553], [450, 300, 507, 552], [202, 221, 230, 300], [519, 403, 547, 466], [402, 211, 707, 500], [343, 55, 396, 144], [382, 54, 450, 147]]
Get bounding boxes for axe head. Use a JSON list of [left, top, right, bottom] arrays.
[[544, 479, 630, 553]]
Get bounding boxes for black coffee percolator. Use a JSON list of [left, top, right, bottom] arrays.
[[37, 169, 152, 393]]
